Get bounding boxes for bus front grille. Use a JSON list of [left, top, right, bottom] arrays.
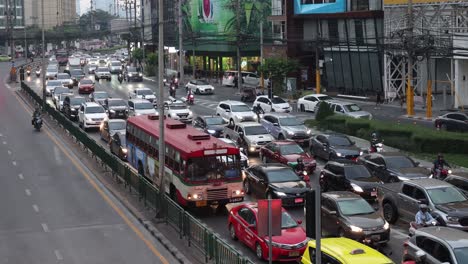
[[207, 188, 228, 200]]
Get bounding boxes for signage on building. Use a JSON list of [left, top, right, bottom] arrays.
[[384, 0, 454, 4], [294, 0, 346, 15]]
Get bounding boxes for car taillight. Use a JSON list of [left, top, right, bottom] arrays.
[[303, 175, 310, 182]]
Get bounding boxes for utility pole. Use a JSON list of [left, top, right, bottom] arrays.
[[260, 21, 264, 92], [6, 0, 14, 58], [178, 0, 184, 83], [134, 0, 137, 29], [141, 0, 145, 61], [236, 0, 241, 94], [41, 0, 46, 111], [315, 45, 320, 94], [157, 0, 166, 216], [406, 0, 414, 116], [24, 26, 27, 60]]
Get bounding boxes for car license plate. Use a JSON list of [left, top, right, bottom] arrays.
[[196, 201, 207, 207], [371, 191, 377, 197], [289, 251, 300, 257], [295, 198, 303, 204], [230, 197, 243, 203]]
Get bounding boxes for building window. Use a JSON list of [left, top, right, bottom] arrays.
[[302, 0, 336, 4], [272, 21, 286, 40], [328, 19, 339, 44], [355, 20, 365, 45], [272, 0, 285, 16], [351, 0, 369, 11]]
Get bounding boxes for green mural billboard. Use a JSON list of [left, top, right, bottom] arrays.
[[182, 0, 271, 55]]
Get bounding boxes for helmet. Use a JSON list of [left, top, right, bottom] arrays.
[[419, 204, 428, 210], [371, 132, 378, 139], [438, 153, 443, 159], [297, 158, 303, 163]]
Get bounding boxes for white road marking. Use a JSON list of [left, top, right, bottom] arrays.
[[53, 146, 63, 165], [25, 189, 31, 196], [32, 204, 39, 212], [41, 223, 49, 233], [18, 173, 24, 180], [54, 250, 63, 260], [2, 141, 6, 145], [7, 150, 11, 155], [12, 161, 17, 166]]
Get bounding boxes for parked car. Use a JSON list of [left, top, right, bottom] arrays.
[[89, 91, 109, 105], [100, 119, 126, 142], [253, 95, 292, 113], [56, 73, 74, 88], [185, 79, 215, 94], [227, 202, 308, 261], [78, 102, 108, 131], [223, 122, 274, 154], [377, 178, 468, 229], [78, 78, 95, 94], [327, 100, 373, 120], [259, 141, 316, 177], [192, 115, 227, 137], [309, 133, 363, 161], [103, 98, 128, 119], [128, 88, 157, 106], [434, 112, 468, 132], [63, 95, 86, 120], [218, 138, 249, 168], [94, 67, 111, 81], [123, 66, 143, 82], [444, 172, 468, 196], [127, 99, 158, 117], [320, 192, 390, 246], [403, 226, 468, 264], [297, 94, 333, 112], [109, 132, 128, 160], [300, 237, 394, 264], [70, 69, 85, 86], [358, 152, 430, 183], [260, 113, 312, 143], [215, 100, 257, 125], [243, 163, 309, 206]]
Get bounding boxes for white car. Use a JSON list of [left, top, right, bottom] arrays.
[[57, 93, 74, 112], [56, 73, 74, 88], [253, 95, 292, 113], [127, 99, 158, 117], [243, 72, 270, 88], [218, 138, 249, 168], [45, 80, 66, 96], [108, 60, 122, 74], [46, 67, 58, 79], [78, 102, 108, 131], [222, 71, 250, 87], [128, 88, 157, 106], [164, 100, 193, 123], [95, 67, 111, 81], [87, 64, 97, 74], [327, 100, 373, 120], [185, 79, 215, 95], [215, 100, 257, 125], [297, 94, 333, 112], [52, 86, 72, 105]]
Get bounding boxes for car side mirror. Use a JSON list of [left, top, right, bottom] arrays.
[[418, 199, 428, 205], [329, 210, 337, 215], [415, 161, 420, 166], [268, 102, 272, 105], [297, 220, 302, 225], [273, 123, 279, 126], [351, 141, 356, 145], [129, 107, 134, 110], [225, 109, 231, 112], [415, 250, 427, 261]]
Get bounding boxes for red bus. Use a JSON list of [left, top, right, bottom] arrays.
[[126, 115, 245, 207]]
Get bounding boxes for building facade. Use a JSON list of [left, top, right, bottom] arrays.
[[24, 0, 76, 29], [0, 0, 24, 29]]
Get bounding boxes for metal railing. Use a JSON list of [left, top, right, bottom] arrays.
[[20, 82, 255, 264]]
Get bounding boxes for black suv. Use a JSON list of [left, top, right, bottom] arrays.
[[192, 115, 226, 137], [243, 163, 308, 206], [309, 133, 363, 161], [63, 95, 86, 120], [320, 161, 382, 202], [103, 98, 129, 119]]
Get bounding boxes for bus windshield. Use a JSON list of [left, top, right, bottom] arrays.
[[185, 155, 241, 182]]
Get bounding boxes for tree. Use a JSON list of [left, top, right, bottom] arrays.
[[144, 53, 158, 76], [132, 48, 144, 64], [258, 57, 299, 95], [79, 9, 116, 33]]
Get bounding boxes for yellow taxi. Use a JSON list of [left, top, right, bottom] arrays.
[[301, 237, 394, 264]]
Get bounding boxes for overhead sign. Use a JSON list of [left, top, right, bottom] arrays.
[[257, 199, 282, 237], [294, 0, 346, 15]]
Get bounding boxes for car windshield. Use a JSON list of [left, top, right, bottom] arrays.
[[71, 70, 83, 75], [328, 136, 353, 146], [97, 68, 108, 72], [318, 95, 333, 101], [80, 79, 93, 84], [279, 117, 303, 126], [108, 100, 126, 107], [280, 144, 304, 155], [137, 89, 153, 96], [427, 186, 467, 205], [344, 165, 373, 180], [281, 211, 298, 229], [118, 135, 126, 146], [244, 126, 268, 135], [127, 67, 137, 72], [454, 247, 468, 263], [344, 104, 362, 112], [266, 168, 301, 183], [85, 106, 105, 114], [337, 198, 375, 216], [47, 81, 62, 86], [94, 92, 108, 99], [196, 80, 209, 85], [109, 121, 126, 131], [169, 104, 188, 110], [272, 97, 286, 104], [47, 68, 56, 72], [54, 87, 69, 95], [385, 156, 416, 169], [135, 102, 154, 109], [111, 62, 121, 66], [71, 98, 85, 105], [57, 74, 69, 79], [231, 105, 251, 112], [205, 117, 225, 126]]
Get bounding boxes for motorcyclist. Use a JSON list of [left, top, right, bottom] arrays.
[[370, 132, 381, 152], [295, 158, 306, 174], [253, 103, 264, 121], [433, 153, 451, 179], [32, 107, 41, 125], [415, 204, 435, 228]]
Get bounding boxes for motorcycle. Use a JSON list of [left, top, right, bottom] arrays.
[[26, 69, 31, 76], [409, 219, 439, 236], [169, 84, 176, 97], [32, 115, 43, 131], [187, 93, 194, 105], [296, 169, 311, 186], [118, 73, 123, 84], [35, 69, 41, 77], [370, 140, 384, 153], [430, 166, 452, 180]]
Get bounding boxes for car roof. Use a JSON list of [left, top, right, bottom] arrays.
[[84, 102, 101, 107], [219, 100, 247, 106], [308, 238, 392, 263], [218, 138, 235, 145], [263, 112, 294, 118], [57, 73, 69, 76], [368, 152, 409, 158], [271, 140, 298, 146], [319, 133, 348, 138], [327, 160, 362, 167], [136, 87, 152, 91], [416, 227, 468, 249], [405, 178, 452, 188], [93, 91, 108, 94], [129, 99, 151, 103], [257, 95, 282, 99], [253, 163, 291, 171], [322, 191, 362, 201], [305, 93, 329, 98], [237, 122, 263, 127], [107, 119, 126, 124]]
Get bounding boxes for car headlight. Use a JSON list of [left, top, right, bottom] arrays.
[[188, 111, 193, 116], [136, 113, 142, 116], [69, 80, 73, 84], [187, 193, 203, 200], [383, 221, 390, 230], [110, 109, 116, 113], [207, 129, 216, 134], [448, 169, 452, 174], [232, 190, 244, 196], [351, 183, 364, 193], [306, 130, 311, 135], [447, 216, 459, 223], [128, 73, 133, 77], [287, 130, 294, 135], [350, 225, 363, 233], [122, 148, 128, 153], [251, 141, 257, 145], [253, 115, 258, 120], [171, 113, 178, 117], [139, 73, 143, 77], [274, 191, 287, 197], [359, 151, 364, 156], [237, 116, 243, 120], [336, 153, 343, 157], [249, 147, 256, 152]]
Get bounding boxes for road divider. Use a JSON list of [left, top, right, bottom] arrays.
[[20, 82, 255, 264]]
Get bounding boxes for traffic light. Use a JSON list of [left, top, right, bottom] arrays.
[[305, 190, 317, 238]]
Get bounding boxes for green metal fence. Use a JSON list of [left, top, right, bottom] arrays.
[[20, 82, 256, 264]]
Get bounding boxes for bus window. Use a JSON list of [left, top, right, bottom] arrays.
[[185, 155, 241, 182]]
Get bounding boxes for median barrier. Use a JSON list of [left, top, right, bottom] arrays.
[[20, 82, 254, 264]]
